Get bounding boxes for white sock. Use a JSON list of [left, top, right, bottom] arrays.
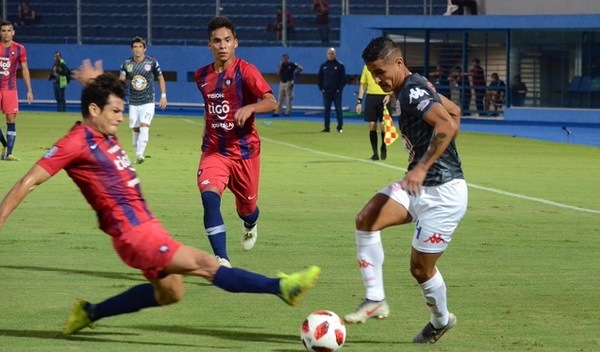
[[132, 131, 139, 151], [419, 268, 448, 328], [137, 126, 149, 157], [355, 230, 385, 301]]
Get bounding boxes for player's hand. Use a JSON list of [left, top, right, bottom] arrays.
[[234, 106, 253, 127], [26, 91, 33, 104], [159, 97, 167, 110], [355, 103, 362, 114], [73, 59, 104, 85], [401, 166, 427, 196]]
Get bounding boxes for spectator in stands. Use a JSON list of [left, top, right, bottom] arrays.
[[312, 0, 330, 45], [273, 54, 302, 117], [268, 7, 295, 41], [465, 58, 485, 114], [449, 0, 478, 15], [317, 47, 346, 133], [429, 64, 451, 99], [49, 51, 70, 112], [510, 74, 527, 107], [450, 65, 471, 116], [16, 1, 38, 27], [485, 72, 506, 115]]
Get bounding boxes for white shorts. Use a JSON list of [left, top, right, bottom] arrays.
[[379, 178, 468, 253], [128, 103, 155, 128]]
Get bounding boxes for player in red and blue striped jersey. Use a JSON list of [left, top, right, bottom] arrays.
[[0, 21, 33, 161], [194, 17, 277, 267], [0, 60, 319, 335]]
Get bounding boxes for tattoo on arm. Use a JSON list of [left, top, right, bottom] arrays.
[[421, 131, 448, 166]]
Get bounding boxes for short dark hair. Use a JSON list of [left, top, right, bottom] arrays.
[[1, 21, 13, 29], [131, 36, 146, 48], [81, 73, 126, 119], [361, 37, 402, 64], [207, 16, 236, 39]]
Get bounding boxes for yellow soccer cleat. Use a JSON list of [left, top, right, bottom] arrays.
[[3, 154, 19, 161], [62, 299, 93, 335], [278, 265, 321, 307]]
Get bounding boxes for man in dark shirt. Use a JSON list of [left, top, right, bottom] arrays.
[[344, 37, 468, 346], [317, 47, 346, 133], [273, 54, 302, 117]]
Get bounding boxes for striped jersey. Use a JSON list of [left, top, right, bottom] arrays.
[[37, 122, 154, 237], [0, 41, 27, 91], [119, 56, 163, 105], [394, 73, 464, 186], [194, 57, 272, 160]]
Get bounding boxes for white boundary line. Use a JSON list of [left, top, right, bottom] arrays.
[[182, 119, 600, 215]]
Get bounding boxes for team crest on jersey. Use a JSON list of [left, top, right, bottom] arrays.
[[132, 75, 148, 91], [43, 146, 58, 159], [126, 63, 134, 73], [144, 63, 152, 71], [225, 78, 232, 87]]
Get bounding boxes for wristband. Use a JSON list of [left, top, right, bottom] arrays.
[[161, 93, 167, 98], [356, 98, 363, 104]]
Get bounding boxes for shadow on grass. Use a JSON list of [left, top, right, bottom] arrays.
[[0, 265, 211, 287], [0, 329, 199, 347], [130, 324, 298, 344]]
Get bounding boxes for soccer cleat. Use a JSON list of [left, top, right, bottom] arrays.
[[216, 256, 232, 268], [62, 299, 93, 335], [3, 154, 20, 161], [380, 149, 387, 160], [241, 224, 258, 251], [1, 146, 6, 160], [370, 154, 379, 161], [135, 155, 145, 164], [278, 265, 321, 307], [412, 313, 457, 344], [344, 299, 390, 324], [337, 129, 343, 133]]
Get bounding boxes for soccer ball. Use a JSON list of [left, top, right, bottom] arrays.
[[301, 310, 346, 352]]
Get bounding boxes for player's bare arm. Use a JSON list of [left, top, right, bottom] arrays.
[[233, 93, 277, 127], [21, 61, 33, 104], [439, 94, 461, 135], [158, 75, 167, 110], [0, 165, 52, 229], [401, 103, 458, 195]]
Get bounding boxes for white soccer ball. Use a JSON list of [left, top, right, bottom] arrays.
[[301, 310, 346, 352]]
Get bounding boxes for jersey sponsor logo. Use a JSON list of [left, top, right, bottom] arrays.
[[211, 121, 235, 131], [416, 98, 433, 111], [207, 100, 231, 120], [0, 58, 11, 76], [408, 87, 430, 104], [131, 75, 148, 91], [43, 145, 58, 159], [207, 93, 224, 99]]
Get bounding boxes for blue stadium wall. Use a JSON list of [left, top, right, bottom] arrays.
[[21, 14, 600, 123]]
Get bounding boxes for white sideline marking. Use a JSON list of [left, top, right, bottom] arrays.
[[181, 119, 599, 215]]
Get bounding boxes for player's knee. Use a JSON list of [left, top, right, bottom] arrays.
[[156, 276, 185, 305]]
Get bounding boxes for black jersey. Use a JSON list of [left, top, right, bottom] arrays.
[[394, 73, 464, 186]]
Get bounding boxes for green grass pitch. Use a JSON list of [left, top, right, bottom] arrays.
[[0, 112, 598, 351]]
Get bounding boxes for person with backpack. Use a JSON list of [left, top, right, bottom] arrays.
[[49, 51, 69, 112]]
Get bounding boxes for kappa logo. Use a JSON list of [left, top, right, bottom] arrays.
[[424, 233, 445, 244], [357, 259, 374, 269], [408, 87, 430, 104]]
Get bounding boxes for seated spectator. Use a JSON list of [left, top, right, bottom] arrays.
[[267, 7, 295, 41], [510, 74, 528, 107], [16, 1, 39, 26], [485, 72, 506, 115]]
